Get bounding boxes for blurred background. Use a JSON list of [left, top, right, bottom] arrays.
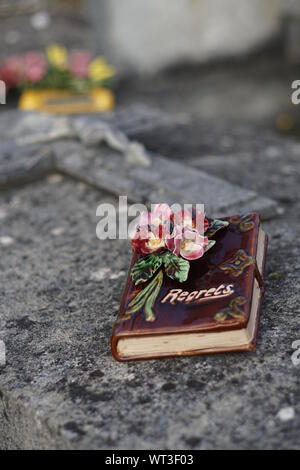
[[1, 1, 300, 451], [0, 0, 300, 135]]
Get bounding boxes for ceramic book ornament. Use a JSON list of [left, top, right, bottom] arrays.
[[111, 205, 268, 361]]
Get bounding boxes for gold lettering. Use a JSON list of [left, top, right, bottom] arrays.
[[195, 289, 207, 299], [224, 284, 235, 295], [160, 284, 235, 305], [204, 287, 216, 297], [177, 291, 189, 302], [161, 289, 182, 305], [186, 291, 199, 303], [214, 284, 225, 296]]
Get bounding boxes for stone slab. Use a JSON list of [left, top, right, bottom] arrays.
[[0, 142, 54, 189], [0, 177, 299, 449], [54, 141, 278, 218], [0, 109, 278, 218], [0, 106, 183, 144]]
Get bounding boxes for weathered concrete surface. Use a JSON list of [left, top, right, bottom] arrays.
[[54, 141, 277, 218], [0, 110, 278, 218], [0, 175, 299, 449], [0, 106, 183, 143], [130, 118, 300, 210], [0, 108, 299, 449], [0, 142, 54, 188]]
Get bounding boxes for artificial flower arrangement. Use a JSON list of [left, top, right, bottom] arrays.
[[126, 204, 229, 322], [0, 44, 116, 113]]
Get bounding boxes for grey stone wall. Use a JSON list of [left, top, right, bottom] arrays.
[[89, 0, 281, 73]]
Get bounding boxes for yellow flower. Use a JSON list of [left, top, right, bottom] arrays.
[[46, 44, 68, 69], [88, 57, 115, 82]]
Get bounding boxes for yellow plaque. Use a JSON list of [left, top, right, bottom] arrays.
[[18, 88, 115, 114]]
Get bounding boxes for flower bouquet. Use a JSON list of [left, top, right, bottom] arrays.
[[126, 204, 229, 322], [0, 44, 116, 114]]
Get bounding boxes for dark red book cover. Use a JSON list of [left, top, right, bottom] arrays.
[[111, 213, 268, 361]]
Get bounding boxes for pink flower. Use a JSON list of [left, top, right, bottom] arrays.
[[23, 52, 47, 83], [69, 51, 91, 78], [131, 204, 209, 260], [167, 208, 209, 260], [131, 206, 171, 255], [0, 55, 23, 88], [166, 225, 208, 260]]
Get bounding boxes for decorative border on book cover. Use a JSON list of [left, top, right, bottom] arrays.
[[218, 249, 255, 278], [214, 296, 247, 322], [229, 214, 255, 232]]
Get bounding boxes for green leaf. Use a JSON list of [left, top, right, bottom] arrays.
[[131, 254, 163, 286], [163, 252, 190, 283], [126, 278, 156, 313], [144, 270, 163, 322], [126, 269, 163, 322], [205, 219, 229, 239]]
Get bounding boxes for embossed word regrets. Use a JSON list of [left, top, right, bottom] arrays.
[[0, 80, 6, 104], [161, 283, 235, 305]]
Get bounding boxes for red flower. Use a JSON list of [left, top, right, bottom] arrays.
[[0, 55, 23, 88], [23, 52, 47, 83], [131, 204, 209, 261]]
